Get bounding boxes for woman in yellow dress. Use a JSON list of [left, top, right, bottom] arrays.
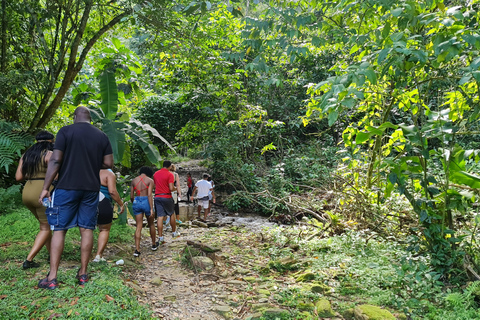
[[15, 131, 55, 269]]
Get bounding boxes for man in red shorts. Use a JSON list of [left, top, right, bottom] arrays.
[[153, 161, 179, 244]]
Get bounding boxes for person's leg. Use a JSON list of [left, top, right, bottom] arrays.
[[170, 214, 176, 233], [95, 223, 112, 258], [45, 189, 80, 281], [77, 191, 99, 276], [204, 207, 210, 220], [79, 227, 94, 276], [26, 221, 51, 261], [156, 216, 165, 238], [134, 214, 144, 252], [197, 205, 201, 218], [47, 230, 66, 281], [147, 214, 156, 245]]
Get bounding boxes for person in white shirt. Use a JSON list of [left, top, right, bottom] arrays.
[[190, 173, 215, 221]]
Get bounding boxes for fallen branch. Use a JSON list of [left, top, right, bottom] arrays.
[[186, 240, 221, 253], [266, 191, 330, 223]]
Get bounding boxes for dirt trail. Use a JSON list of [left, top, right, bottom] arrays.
[[124, 226, 225, 319], [115, 160, 249, 319]]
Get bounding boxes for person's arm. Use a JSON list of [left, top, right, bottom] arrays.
[[148, 178, 154, 216], [107, 171, 124, 214], [102, 153, 114, 169], [130, 180, 135, 203], [211, 188, 216, 204], [15, 156, 24, 181], [175, 173, 181, 198], [38, 150, 64, 203]]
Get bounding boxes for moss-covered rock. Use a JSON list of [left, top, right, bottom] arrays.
[[244, 276, 257, 282], [211, 305, 233, 319], [297, 301, 315, 310], [256, 289, 271, 295], [315, 299, 335, 318], [301, 282, 331, 294], [191, 256, 214, 271], [296, 271, 316, 282], [268, 256, 298, 271], [353, 305, 395, 320], [150, 276, 163, 286], [262, 308, 289, 317], [251, 303, 271, 311], [343, 308, 355, 320], [245, 312, 262, 320]]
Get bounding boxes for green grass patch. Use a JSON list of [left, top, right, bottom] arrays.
[[0, 208, 152, 319], [255, 226, 480, 319]]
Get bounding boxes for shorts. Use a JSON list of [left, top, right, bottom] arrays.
[[97, 197, 113, 225], [198, 199, 209, 209], [154, 197, 174, 217], [47, 189, 99, 231], [132, 196, 151, 216]]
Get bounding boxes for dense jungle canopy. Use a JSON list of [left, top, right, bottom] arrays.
[[2, 0, 480, 300]]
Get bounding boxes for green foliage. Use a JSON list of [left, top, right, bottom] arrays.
[[233, 0, 480, 275], [0, 121, 32, 174], [0, 185, 22, 215], [137, 94, 199, 154]]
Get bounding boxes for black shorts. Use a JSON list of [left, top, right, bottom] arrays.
[[154, 197, 175, 217], [97, 197, 113, 225]]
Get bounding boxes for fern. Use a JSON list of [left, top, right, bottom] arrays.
[[0, 121, 33, 173]]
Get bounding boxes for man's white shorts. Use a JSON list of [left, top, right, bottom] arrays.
[[198, 199, 209, 209]]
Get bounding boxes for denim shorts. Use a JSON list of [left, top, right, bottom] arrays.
[[47, 189, 99, 231], [154, 197, 174, 217], [132, 196, 151, 216]]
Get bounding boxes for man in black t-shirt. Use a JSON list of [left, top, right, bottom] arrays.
[[37, 106, 113, 290]]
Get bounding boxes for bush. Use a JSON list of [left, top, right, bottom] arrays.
[[0, 185, 22, 215]]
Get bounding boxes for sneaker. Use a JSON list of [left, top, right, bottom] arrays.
[[93, 255, 106, 262], [172, 231, 180, 238], [151, 241, 159, 251], [38, 277, 58, 290], [133, 250, 141, 257], [176, 219, 183, 224], [76, 271, 89, 285], [23, 259, 40, 269], [158, 237, 165, 245]]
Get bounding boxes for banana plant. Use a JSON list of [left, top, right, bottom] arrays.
[[75, 37, 174, 167]]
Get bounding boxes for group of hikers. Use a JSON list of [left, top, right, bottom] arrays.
[[15, 106, 215, 290]]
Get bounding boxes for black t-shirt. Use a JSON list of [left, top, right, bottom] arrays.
[[54, 122, 113, 191]]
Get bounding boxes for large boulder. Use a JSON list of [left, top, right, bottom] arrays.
[[191, 256, 214, 271], [315, 299, 335, 318]]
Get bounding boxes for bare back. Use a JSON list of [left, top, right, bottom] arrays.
[[131, 174, 153, 197]]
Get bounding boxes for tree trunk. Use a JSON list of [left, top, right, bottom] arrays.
[[28, 7, 132, 132], [1, 0, 6, 72]]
